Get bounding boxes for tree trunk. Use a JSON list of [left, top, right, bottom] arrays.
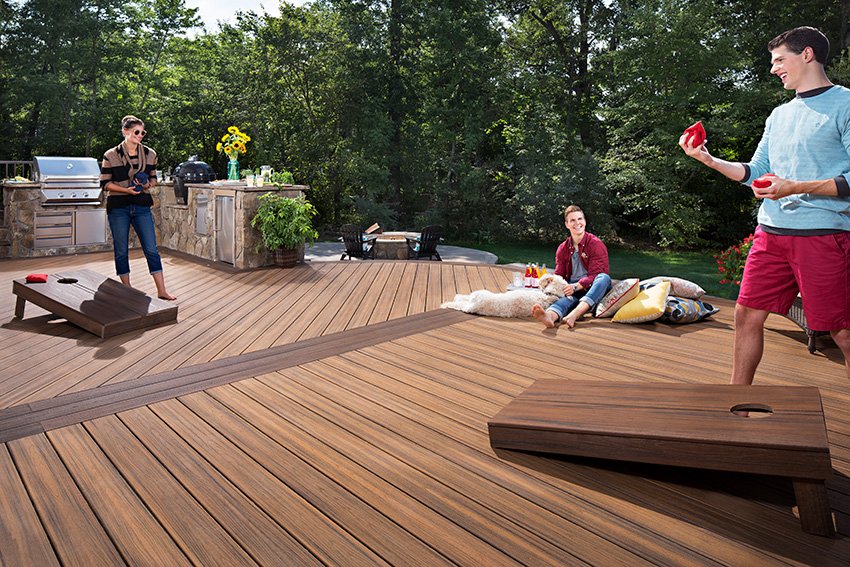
[[388, 0, 404, 202]]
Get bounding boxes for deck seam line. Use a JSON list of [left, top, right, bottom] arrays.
[[0, 309, 473, 443]]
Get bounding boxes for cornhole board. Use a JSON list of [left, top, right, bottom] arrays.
[[13, 269, 178, 338], [488, 380, 834, 536]]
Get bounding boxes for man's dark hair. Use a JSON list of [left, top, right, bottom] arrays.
[[768, 26, 830, 64]]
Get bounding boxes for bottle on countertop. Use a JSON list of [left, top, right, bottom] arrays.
[[524, 263, 532, 287]]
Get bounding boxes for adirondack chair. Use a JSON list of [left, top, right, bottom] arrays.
[[340, 224, 376, 260], [406, 225, 442, 261]]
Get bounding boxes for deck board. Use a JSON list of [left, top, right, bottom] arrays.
[[7, 434, 125, 565], [47, 424, 193, 564], [117, 406, 323, 565], [0, 444, 58, 566], [83, 415, 258, 565], [2, 251, 850, 564]]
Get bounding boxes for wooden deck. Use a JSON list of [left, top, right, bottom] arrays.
[[1, 249, 849, 565]]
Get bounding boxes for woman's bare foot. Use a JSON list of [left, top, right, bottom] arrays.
[[152, 272, 175, 300], [532, 304, 557, 328]]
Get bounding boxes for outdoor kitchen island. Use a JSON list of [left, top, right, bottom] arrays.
[[1, 157, 111, 259], [157, 181, 309, 270]]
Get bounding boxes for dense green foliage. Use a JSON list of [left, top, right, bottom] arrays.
[[2, 0, 848, 249]]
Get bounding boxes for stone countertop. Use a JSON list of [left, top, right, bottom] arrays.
[[180, 181, 310, 193], [2, 181, 41, 188]]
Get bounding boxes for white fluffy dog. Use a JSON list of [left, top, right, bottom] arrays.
[[441, 273, 567, 318]]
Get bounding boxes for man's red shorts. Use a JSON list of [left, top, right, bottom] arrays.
[[737, 227, 850, 331]]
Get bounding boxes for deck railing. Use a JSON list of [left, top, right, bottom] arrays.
[[1, 160, 33, 180]]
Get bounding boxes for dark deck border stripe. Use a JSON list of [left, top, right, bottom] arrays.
[[0, 309, 473, 443]]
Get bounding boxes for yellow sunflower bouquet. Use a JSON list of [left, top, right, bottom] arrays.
[[217, 126, 251, 180]]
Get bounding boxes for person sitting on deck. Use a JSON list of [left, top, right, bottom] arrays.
[[532, 205, 612, 328]]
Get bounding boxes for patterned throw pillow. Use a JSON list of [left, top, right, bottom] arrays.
[[613, 281, 671, 324], [641, 276, 705, 299], [661, 297, 720, 324], [595, 278, 640, 318]]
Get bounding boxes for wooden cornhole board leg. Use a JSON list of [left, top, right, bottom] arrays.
[[488, 380, 835, 537], [15, 295, 26, 319], [793, 479, 834, 537], [12, 269, 178, 338]]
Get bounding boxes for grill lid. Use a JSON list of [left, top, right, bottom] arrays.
[[33, 156, 102, 205], [174, 155, 215, 183], [33, 156, 101, 184]]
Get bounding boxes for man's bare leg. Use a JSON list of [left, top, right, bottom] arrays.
[[830, 328, 850, 382], [562, 300, 592, 328], [731, 304, 770, 385], [532, 304, 558, 328]]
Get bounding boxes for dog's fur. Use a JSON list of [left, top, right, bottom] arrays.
[[441, 273, 567, 318]]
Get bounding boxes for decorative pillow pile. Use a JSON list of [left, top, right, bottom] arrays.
[[595, 278, 640, 318], [641, 276, 705, 299], [661, 297, 720, 324], [613, 281, 671, 324]]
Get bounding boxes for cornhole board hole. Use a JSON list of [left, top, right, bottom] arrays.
[[488, 380, 834, 536], [13, 269, 178, 338]]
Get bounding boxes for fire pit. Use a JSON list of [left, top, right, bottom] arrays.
[[373, 231, 419, 260]]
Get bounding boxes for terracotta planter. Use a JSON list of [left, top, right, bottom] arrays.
[[273, 247, 299, 268]]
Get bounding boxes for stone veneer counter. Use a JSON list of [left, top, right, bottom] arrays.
[[158, 181, 308, 270], [1, 182, 113, 258]]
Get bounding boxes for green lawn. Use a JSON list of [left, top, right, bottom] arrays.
[[451, 240, 738, 300]]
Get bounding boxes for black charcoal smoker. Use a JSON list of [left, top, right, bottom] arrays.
[[172, 155, 215, 204]]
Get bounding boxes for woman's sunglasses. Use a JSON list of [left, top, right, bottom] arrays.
[[134, 129, 147, 137]]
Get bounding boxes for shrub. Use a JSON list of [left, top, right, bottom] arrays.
[[251, 193, 318, 251], [714, 233, 753, 286]]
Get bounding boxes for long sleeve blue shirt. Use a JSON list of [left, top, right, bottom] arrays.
[[743, 85, 850, 232]]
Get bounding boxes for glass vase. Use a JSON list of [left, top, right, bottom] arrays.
[[227, 158, 239, 180]]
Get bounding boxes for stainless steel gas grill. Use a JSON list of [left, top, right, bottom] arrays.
[[32, 156, 103, 206], [27, 156, 107, 249]]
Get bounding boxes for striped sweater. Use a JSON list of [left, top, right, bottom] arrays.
[[100, 141, 158, 211]]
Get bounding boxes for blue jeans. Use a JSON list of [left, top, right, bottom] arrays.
[[107, 205, 163, 276], [547, 273, 612, 321]]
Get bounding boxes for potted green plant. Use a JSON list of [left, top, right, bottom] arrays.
[[270, 169, 295, 186], [251, 192, 318, 268]]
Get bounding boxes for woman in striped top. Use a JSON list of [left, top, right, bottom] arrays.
[[100, 115, 175, 300]]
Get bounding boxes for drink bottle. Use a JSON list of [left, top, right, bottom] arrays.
[[524, 263, 532, 287], [540, 264, 547, 277], [532, 264, 539, 288]]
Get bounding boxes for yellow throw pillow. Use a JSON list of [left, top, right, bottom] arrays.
[[613, 281, 671, 323]]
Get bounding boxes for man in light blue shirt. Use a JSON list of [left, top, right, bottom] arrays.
[[680, 26, 850, 385]]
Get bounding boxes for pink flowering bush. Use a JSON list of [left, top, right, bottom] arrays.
[[714, 233, 754, 286]]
